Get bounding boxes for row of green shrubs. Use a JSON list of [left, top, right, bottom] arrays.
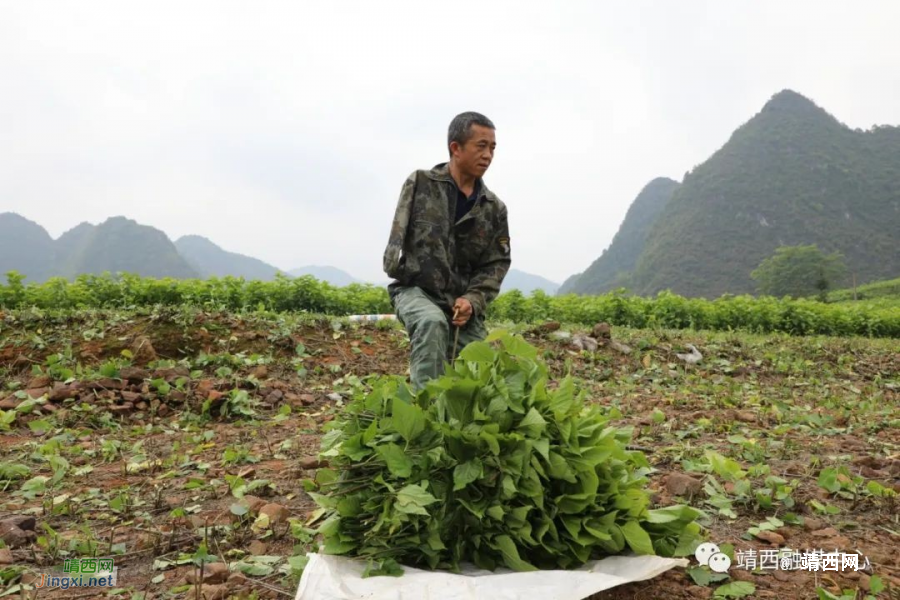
[[828, 277, 900, 302], [2, 271, 898, 337]]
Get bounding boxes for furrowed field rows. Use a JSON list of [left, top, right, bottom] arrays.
[[0, 306, 897, 599]]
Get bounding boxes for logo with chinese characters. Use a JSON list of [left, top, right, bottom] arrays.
[[35, 558, 118, 590], [694, 543, 872, 573]]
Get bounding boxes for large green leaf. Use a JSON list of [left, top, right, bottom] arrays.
[[491, 535, 537, 572], [395, 483, 438, 516], [459, 341, 496, 363], [518, 407, 547, 437], [714, 582, 756, 598], [376, 443, 413, 478], [618, 521, 655, 555], [453, 458, 483, 491], [392, 398, 426, 443]]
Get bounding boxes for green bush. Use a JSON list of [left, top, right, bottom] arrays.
[[308, 332, 701, 574], [2, 271, 897, 337]]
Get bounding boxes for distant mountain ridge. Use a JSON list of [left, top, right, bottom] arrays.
[[562, 89, 900, 298], [561, 178, 679, 295], [1, 213, 563, 301], [62, 217, 198, 279], [501, 269, 559, 295], [0, 214, 198, 282], [289, 266, 360, 287], [176, 235, 285, 281], [0, 212, 56, 283]]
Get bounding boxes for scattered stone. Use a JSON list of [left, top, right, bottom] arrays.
[[27, 375, 52, 389], [200, 583, 229, 600], [49, 382, 82, 402], [86, 378, 125, 391], [24, 387, 49, 399], [538, 321, 561, 333], [258, 503, 290, 524], [609, 340, 632, 354], [121, 391, 142, 402], [153, 366, 190, 382], [186, 562, 230, 585], [169, 389, 186, 402], [860, 466, 888, 479], [773, 527, 793, 541], [238, 466, 256, 479], [299, 393, 316, 406], [190, 515, 208, 529], [685, 585, 712, 599], [823, 535, 851, 549], [0, 519, 35, 548], [227, 572, 248, 588], [675, 344, 703, 364], [206, 390, 226, 408], [3, 515, 35, 531], [264, 390, 284, 405], [665, 473, 703, 498], [240, 495, 268, 514], [549, 330, 572, 341], [590, 322, 612, 339], [108, 402, 134, 416], [734, 410, 757, 423], [248, 540, 268, 555], [158, 404, 171, 417], [299, 456, 326, 470], [252, 365, 268, 379], [119, 366, 150, 382], [811, 527, 840, 538], [326, 393, 342, 403], [571, 334, 599, 352], [136, 401, 148, 410], [802, 517, 826, 531], [773, 569, 793, 582], [131, 336, 157, 364], [755, 530, 785, 546], [0, 396, 20, 410], [0, 548, 13, 564], [730, 568, 755, 583]]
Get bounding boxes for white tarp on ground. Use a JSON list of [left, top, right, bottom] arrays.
[[295, 552, 688, 600]]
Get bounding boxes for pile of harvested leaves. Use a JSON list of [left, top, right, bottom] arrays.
[[305, 331, 702, 575]]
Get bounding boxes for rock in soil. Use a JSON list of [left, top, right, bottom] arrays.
[[665, 473, 703, 498], [258, 503, 290, 524], [186, 562, 230, 585]]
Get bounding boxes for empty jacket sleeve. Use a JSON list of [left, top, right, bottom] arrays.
[[382, 172, 418, 279]]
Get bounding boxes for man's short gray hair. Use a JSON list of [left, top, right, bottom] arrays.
[[448, 112, 495, 156]]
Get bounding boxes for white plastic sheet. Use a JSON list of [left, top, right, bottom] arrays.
[[295, 552, 688, 600]]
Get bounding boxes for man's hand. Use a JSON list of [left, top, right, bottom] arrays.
[[452, 297, 473, 327]]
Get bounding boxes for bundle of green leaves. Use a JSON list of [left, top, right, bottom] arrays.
[[305, 331, 702, 575]]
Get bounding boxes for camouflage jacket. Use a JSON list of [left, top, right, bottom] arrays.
[[383, 162, 511, 317]]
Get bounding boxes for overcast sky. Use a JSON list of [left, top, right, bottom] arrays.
[[2, 1, 899, 283]]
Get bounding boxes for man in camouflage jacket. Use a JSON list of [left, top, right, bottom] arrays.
[[383, 112, 511, 390]]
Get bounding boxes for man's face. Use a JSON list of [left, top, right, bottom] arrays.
[[451, 124, 496, 179]]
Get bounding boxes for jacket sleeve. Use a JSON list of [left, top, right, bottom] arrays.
[[382, 172, 418, 279], [462, 205, 511, 317]]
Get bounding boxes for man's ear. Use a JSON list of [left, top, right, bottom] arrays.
[[449, 140, 461, 157]]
